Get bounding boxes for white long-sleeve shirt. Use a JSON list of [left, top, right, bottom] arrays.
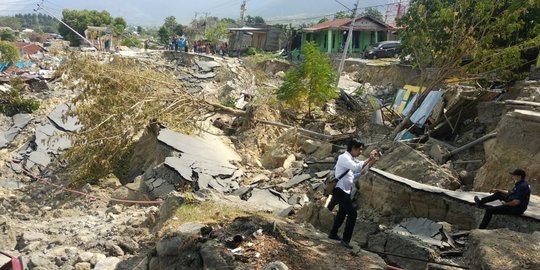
[[335, 151, 366, 194]]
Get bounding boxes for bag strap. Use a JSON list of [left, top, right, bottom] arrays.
[[336, 169, 350, 180]]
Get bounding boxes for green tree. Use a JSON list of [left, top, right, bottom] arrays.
[[245, 15, 265, 25], [318, 18, 329, 24], [136, 26, 143, 35], [334, 11, 349, 19], [204, 21, 229, 44], [220, 18, 237, 24], [158, 26, 171, 44], [277, 41, 338, 115], [112, 17, 127, 35], [121, 36, 142, 48], [14, 13, 58, 33], [360, 7, 383, 21], [391, 0, 540, 138], [58, 9, 126, 46], [0, 16, 22, 30], [0, 41, 19, 64], [0, 30, 16, 41]]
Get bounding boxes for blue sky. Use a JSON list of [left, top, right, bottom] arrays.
[[1, 0, 393, 26]]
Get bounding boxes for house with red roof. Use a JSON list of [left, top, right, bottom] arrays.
[[15, 42, 45, 56], [301, 16, 396, 54]]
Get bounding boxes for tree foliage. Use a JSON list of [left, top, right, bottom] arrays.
[[0, 16, 22, 30], [58, 56, 206, 183], [360, 7, 383, 21], [58, 9, 127, 46], [121, 36, 142, 48], [14, 13, 59, 33], [277, 41, 338, 115], [158, 16, 184, 44], [0, 41, 19, 64], [245, 15, 265, 25], [0, 86, 40, 116], [204, 21, 229, 44], [0, 30, 16, 41], [391, 0, 540, 137], [334, 11, 349, 19]]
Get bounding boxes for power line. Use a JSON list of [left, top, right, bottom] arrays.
[[266, 1, 409, 23]]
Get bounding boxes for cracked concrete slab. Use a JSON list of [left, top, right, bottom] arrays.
[[195, 61, 221, 72], [27, 151, 51, 167], [285, 174, 312, 188], [48, 104, 83, 132], [247, 189, 291, 212]]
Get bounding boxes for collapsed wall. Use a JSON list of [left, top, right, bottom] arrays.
[[359, 168, 540, 232], [475, 109, 540, 196]]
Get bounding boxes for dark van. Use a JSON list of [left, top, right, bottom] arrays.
[[364, 41, 402, 59]]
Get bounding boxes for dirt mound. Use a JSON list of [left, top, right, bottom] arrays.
[[475, 109, 540, 195], [375, 142, 461, 190]]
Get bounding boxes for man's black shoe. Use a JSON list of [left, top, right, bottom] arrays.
[[341, 240, 353, 249], [474, 196, 482, 207], [328, 234, 341, 241]]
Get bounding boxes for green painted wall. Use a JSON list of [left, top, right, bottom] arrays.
[[301, 30, 389, 54]]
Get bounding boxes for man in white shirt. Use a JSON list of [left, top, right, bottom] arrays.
[[328, 139, 378, 248]]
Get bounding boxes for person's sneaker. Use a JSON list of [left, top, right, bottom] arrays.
[[474, 196, 482, 207], [341, 240, 353, 249], [328, 234, 341, 241]]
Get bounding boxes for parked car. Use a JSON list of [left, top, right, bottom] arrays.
[[364, 41, 402, 59]]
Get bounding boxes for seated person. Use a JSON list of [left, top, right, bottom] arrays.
[[474, 169, 531, 229]]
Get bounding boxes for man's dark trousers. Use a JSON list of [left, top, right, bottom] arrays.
[[478, 192, 524, 229], [329, 187, 357, 242]]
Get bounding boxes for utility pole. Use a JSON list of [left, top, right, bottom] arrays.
[[240, 0, 247, 26], [35, 2, 97, 49], [336, 0, 360, 87]]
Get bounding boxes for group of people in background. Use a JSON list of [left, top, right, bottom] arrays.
[[168, 36, 228, 56], [170, 36, 188, 52]]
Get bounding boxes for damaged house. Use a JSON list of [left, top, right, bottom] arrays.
[[301, 15, 395, 55]]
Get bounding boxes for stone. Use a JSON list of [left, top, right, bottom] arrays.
[[261, 147, 289, 169], [247, 189, 290, 212], [75, 262, 92, 270], [156, 223, 203, 256], [368, 231, 439, 270], [285, 174, 311, 189], [27, 151, 51, 167], [352, 221, 380, 247], [195, 60, 221, 72], [12, 113, 32, 129], [106, 243, 124, 256], [90, 253, 106, 265], [158, 129, 239, 177], [465, 229, 540, 270], [77, 252, 94, 263], [262, 261, 289, 270], [428, 144, 449, 164], [117, 237, 140, 253], [278, 206, 294, 217], [315, 170, 331, 178], [311, 142, 333, 160], [200, 240, 233, 270], [48, 103, 83, 132], [158, 192, 185, 226], [192, 72, 216, 79], [282, 154, 296, 169], [93, 257, 120, 270], [0, 217, 17, 250], [29, 254, 50, 267], [301, 139, 321, 154]]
